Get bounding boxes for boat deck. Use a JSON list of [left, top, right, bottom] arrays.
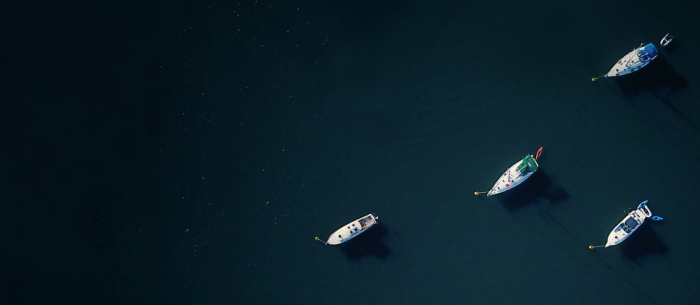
[[359, 215, 376, 229], [326, 214, 377, 245]]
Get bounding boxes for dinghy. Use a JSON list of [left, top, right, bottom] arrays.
[[316, 214, 378, 245], [592, 43, 658, 81], [660, 33, 673, 47], [589, 200, 663, 249], [475, 147, 543, 196]]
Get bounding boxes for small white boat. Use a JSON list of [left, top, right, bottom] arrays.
[[592, 43, 658, 81], [660, 33, 673, 47], [479, 147, 543, 197], [319, 213, 378, 245], [592, 200, 663, 249]]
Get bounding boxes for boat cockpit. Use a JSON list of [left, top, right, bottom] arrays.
[[636, 44, 658, 62], [621, 218, 640, 233]]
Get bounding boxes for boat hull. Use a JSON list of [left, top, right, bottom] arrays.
[[487, 157, 539, 196], [606, 43, 658, 77], [326, 214, 378, 245], [605, 205, 652, 247]]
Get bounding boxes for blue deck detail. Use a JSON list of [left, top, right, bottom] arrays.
[[638, 44, 658, 61], [637, 200, 648, 209]]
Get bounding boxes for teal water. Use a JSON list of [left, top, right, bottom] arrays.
[[199, 1, 700, 304], [3, 0, 700, 304]]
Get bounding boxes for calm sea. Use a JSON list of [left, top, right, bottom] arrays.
[[2, 0, 700, 304]]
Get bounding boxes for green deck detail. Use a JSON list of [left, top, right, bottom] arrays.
[[517, 155, 538, 174]]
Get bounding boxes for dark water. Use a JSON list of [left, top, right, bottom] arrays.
[[3, 0, 700, 304]]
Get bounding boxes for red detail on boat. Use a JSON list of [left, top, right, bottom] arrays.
[[535, 147, 544, 160], [506, 184, 510, 187]]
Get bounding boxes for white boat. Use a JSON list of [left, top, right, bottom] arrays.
[[600, 200, 663, 248], [592, 43, 658, 81], [482, 147, 543, 196], [660, 33, 673, 47], [320, 213, 378, 245]]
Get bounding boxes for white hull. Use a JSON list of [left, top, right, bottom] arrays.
[[326, 214, 378, 245], [660, 33, 673, 47], [487, 156, 539, 196], [606, 43, 658, 77], [605, 205, 652, 247]]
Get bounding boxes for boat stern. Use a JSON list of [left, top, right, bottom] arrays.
[[642, 43, 658, 60], [638, 205, 652, 218]]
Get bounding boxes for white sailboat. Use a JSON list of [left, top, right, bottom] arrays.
[[592, 43, 658, 81], [316, 213, 379, 245], [475, 147, 543, 197], [589, 200, 663, 249]]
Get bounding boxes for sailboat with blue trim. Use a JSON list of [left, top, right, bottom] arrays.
[[592, 43, 658, 81], [591, 200, 663, 249]]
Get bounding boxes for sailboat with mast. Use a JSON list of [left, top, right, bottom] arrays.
[[475, 147, 543, 196], [589, 200, 663, 249], [592, 43, 658, 81]]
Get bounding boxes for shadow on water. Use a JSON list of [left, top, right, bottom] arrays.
[[615, 56, 688, 98], [338, 223, 391, 260], [496, 169, 569, 212], [620, 223, 668, 261], [615, 54, 700, 163], [662, 39, 678, 54]]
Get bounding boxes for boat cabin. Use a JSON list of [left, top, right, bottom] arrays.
[[621, 218, 640, 233]]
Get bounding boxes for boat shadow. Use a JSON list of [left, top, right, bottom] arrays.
[[620, 223, 668, 261], [496, 169, 569, 211], [662, 40, 678, 54], [615, 57, 688, 97], [338, 223, 391, 260]]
